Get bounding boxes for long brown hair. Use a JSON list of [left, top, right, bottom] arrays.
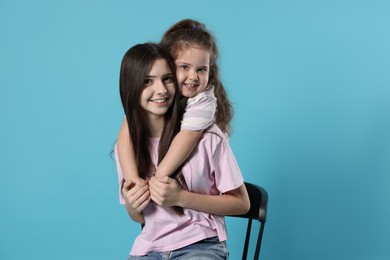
[[119, 43, 185, 215], [161, 19, 233, 135], [119, 43, 182, 180]]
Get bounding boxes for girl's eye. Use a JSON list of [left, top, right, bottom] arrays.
[[179, 65, 189, 70], [163, 76, 173, 83], [144, 79, 153, 86], [198, 67, 208, 73]]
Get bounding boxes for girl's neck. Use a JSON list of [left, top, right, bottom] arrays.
[[145, 115, 165, 138]]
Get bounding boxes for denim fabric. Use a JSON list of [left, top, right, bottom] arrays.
[[126, 236, 228, 260]]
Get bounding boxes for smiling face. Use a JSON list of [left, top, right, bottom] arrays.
[[140, 58, 176, 120], [175, 46, 210, 98]]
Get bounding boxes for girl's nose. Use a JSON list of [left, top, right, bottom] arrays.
[[188, 70, 198, 80], [156, 80, 168, 94]]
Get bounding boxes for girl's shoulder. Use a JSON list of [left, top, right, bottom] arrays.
[[204, 123, 224, 136], [193, 124, 235, 163], [198, 124, 228, 151], [186, 86, 216, 106]]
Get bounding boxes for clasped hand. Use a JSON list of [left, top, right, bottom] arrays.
[[122, 176, 184, 213]]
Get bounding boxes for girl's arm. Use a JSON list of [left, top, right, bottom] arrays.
[[180, 184, 250, 215], [149, 176, 250, 216], [154, 130, 203, 178], [155, 87, 217, 178], [117, 119, 142, 183]]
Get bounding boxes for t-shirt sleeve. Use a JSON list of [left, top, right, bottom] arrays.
[[212, 136, 244, 193], [114, 144, 125, 205], [181, 87, 217, 131]]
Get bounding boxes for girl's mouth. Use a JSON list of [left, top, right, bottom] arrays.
[[150, 98, 168, 103], [183, 83, 198, 88]]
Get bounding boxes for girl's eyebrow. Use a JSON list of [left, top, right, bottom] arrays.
[[176, 61, 208, 68], [146, 72, 173, 78]]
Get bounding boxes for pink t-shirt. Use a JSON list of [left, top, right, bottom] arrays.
[[115, 124, 244, 256]]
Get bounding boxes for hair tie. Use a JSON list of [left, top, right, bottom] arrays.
[[192, 25, 199, 30]]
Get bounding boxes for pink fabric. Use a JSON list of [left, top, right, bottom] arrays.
[[115, 124, 244, 256]]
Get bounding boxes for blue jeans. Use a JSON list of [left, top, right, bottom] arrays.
[[126, 236, 228, 260]]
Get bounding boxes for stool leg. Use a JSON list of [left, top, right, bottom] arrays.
[[254, 223, 265, 260]]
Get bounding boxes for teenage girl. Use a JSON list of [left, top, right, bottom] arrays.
[[117, 19, 233, 187], [116, 42, 249, 259]]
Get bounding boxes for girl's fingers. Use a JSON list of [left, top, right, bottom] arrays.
[[150, 192, 161, 206], [132, 189, 150, 212], [127, 184, 149, 200], [122, 180, 133, 193], [123, 179, 147, 193], [148, 177, 159, 191], [150, 176, 171, 189], [138, 188, 150, 205], [137, 193, 151, 211], [149, 180, 163, 205]]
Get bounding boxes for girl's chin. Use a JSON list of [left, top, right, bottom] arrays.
[[181, 88, 199, 98]]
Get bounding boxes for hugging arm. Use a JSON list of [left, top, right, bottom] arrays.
[[117, 119, 143, 184], [179, 183, 250, 215], [149, 176, 250, 216], [155, 89, 217, 178], [155, 130, 203, 178]]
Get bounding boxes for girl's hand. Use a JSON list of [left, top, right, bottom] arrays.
[[129, 177, 145, 187], [148, 176, 184, 207], [122, 179, 150, 214]]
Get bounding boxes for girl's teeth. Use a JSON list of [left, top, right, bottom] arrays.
[[154, 99, 166, 103]]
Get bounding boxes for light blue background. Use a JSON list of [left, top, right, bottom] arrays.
[[1, 0, 389, 259]]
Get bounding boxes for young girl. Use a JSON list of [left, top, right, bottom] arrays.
[[116, 42, 249, 259], [117, 19, 233, 186]]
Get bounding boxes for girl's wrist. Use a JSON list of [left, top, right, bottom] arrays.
[[177, 189, 189, 208]]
